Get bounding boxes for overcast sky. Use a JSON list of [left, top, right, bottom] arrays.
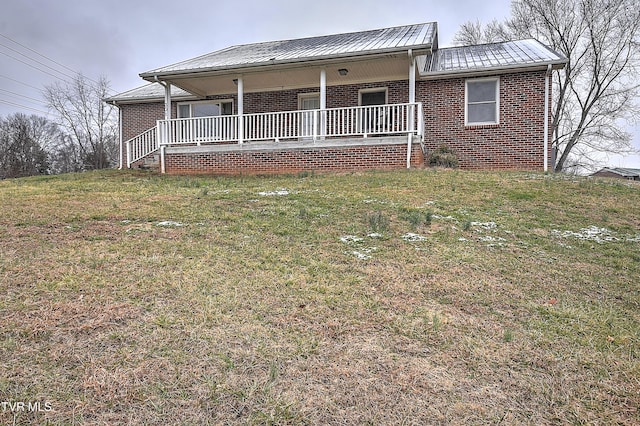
[[1, 0, 638, 167]]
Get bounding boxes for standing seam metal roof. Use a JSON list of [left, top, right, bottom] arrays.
[[141, 23, 437, 76], [423, 39, 566, 75]]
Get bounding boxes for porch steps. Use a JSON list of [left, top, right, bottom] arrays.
[[126, 126, 158, 168], [138, 153, 160, 170]]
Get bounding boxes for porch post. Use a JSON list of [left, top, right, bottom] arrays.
[[164, 82, 172, 120], [161, 82, 171, 174], [409, 55, 416, 104], [319, 68, 326, 139], [408, 53, 416, 134], [320, 68, 326, 109], [237, 76, 244, 144]]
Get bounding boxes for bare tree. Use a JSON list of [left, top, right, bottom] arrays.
[[453, 19, 511, 46], [0, 113, 53, 179], [48, 134, 84, 174], [454, 0, 640, 172], [44, 74, 118, 170]]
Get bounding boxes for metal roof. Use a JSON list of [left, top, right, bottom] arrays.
[[104, 83, 194, 104], [141, 23, 437, 78], [420, 39, 567, 77], [594, 167, 640, 178]]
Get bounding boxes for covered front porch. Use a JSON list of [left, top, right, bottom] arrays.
[[124, 38, 428, 172], [126, 102, 423, 170]]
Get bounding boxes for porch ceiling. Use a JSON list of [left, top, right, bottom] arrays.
[[163, 55, 413, 97]]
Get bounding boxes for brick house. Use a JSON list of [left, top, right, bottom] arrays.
[[105, 22, 567, 175]]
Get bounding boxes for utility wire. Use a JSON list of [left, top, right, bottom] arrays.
[[0, 73, 42, 91], [0, 98, 50, 115], [0, 32, 117, 95], [0, 50, 73, 83], [0, 32, 102, 86], [0, 40, 76, 82], [0, 87, 45, 105]]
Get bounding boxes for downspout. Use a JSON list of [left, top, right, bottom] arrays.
[[110, 100, 124, 170], [407, 49, 415, 169], [543, 64, 551, 173], [118, 104, 123, 170]]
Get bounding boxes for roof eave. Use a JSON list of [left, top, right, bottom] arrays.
[[140, 46, 433, 82], [419, 60, 567, 80], [104, 94, 197, 105]]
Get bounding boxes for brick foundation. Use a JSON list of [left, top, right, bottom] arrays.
[[164, 139, 423, 175]]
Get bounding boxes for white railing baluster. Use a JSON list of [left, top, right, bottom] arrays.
[[125, 126, 159, 167], [150, 102, 421, 148]]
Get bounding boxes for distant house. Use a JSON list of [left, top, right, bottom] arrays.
[[592, 167, 640, 181], [105, 22, 567, 175]]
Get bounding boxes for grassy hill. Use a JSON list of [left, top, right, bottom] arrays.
[[1, 169, 638, 425]]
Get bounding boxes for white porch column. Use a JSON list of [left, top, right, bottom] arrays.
[[409, 57, 416, 104], [319, 68, 326, 139], [320, 68, 327, 109], [237, 76, 244, 144], [164, 82, 172, 120]]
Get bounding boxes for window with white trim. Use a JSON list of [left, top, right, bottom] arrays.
[[465, 78, 499, 125], [175, 100, 234, 142], [177, 100, 233, 118], [359, 88, 388, 106], [359, 88, 388, 134]]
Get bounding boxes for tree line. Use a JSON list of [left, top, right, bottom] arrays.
[[0, 74, 118, 179]]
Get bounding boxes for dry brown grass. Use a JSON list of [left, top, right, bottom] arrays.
[[0, 169, 638, 424]]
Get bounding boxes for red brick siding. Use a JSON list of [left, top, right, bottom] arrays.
[[119, 72, 550, 172], [156, 80, 409, 114], [165, 142, 423, 176], [417, 71, 548, 170]]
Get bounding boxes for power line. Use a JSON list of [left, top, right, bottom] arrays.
[[0, 49, 72, 83], [0, 32, 115, 94], [0, 73, 41, 91], [0, 88, 45, 105], [0, 33, 82, 79], [0, 98, 50, 116], [0, 40, 76, 82]]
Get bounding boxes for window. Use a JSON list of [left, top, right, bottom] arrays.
[[466, 78, 499, 125], [176, 100, 234, 142], [299, 93, 320, 138], [178, 100, 233, 118], [359, 88, 387, 106], [359, 88, 388, 134]]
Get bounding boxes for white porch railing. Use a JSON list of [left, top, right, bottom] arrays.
[[157, 115, 238, 145], [127, 103, 423, 167], [126, 127, 157, 167], [158, 103, 423, 145]]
